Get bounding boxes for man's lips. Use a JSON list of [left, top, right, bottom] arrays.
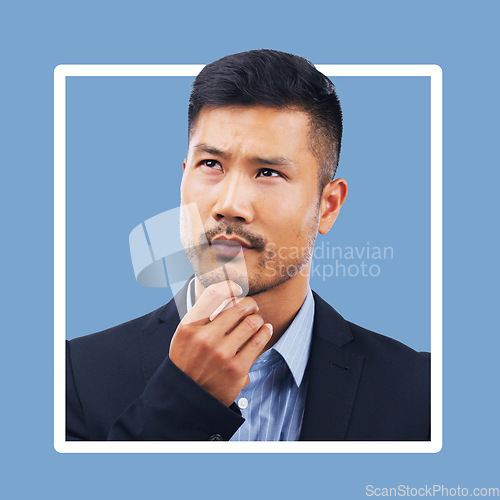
[[210, 236, 252, 258], [211, 236, 252, 248]]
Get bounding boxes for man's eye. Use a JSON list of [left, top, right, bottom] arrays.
[[257, 168, 281, 178], [200, 160, 223, 171]]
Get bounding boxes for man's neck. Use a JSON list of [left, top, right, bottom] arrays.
[[194, 268, 311, 350]]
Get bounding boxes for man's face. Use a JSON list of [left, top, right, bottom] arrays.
[[180, 105, 322, 295]]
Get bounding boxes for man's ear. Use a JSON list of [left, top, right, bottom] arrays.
[[318, 178, 348, 235], [183, 159, 187, 172]]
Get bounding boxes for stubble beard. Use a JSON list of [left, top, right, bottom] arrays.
[[180, 207, 319, 297]]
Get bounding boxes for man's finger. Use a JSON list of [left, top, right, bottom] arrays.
[[209, 297, 234, 322], [210, 296, 259, 332], [220, 311, 265, 354], [234, 323, 273, 367], [182, 280, 243, 325]]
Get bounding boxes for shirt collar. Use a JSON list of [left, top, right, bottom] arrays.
[[270, 287, 314, 387], [185, 278, 314, 387], [186, 277, 195, 311]]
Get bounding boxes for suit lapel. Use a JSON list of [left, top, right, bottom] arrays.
[[140, 282, 189, 383], [299, 293, 364, 441]]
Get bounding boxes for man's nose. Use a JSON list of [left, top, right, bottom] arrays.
[[211, 172, 255, 223]]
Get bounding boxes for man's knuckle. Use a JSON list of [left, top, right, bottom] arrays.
[[253, 336, 266, 350], [207, 286, 222, 300], [232, 301, 246, 314], [196, 334, 212, 351], [180, 322, 196, 334], [226, 360, 240, 376], [176, 323, 195, 340], [245, 314, 264, 330], [244, 316, 257, 330], [238, 297, 256, 311], [229, 361, 247, 378], [246, 297, 258, 308], [214, 345, 232, 362]]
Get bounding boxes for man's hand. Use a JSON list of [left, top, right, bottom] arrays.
[[169, 281, 273, 407]]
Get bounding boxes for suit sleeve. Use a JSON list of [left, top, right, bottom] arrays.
[[106, 356, 245, 441], [66, 341, 245, 441]]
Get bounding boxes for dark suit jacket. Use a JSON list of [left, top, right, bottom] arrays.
[[66, 285, 430, 441]]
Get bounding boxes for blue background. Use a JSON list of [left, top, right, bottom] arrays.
[[66, 75, 430, 352], [2, 0, 499, 498]]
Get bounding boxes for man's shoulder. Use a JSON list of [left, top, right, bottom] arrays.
[[69, 282, 189, 354], [312, 291, 430, 375], [67, 300, 177, 363], [66, 299, 181, 405], [347, 320, 430, 363], [308, 292, 430, 440], [69, 306, 157, 345]]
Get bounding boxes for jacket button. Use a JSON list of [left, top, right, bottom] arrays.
[[209, 434, 223, 441]]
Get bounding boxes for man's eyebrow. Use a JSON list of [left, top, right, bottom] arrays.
[[193, 143, 229, 158], [193, 143, 296, 168], [250, 155, 296, 168]]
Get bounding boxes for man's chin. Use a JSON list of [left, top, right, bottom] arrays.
[[196, 266, 250, 296], [195, 267, 295, 298]]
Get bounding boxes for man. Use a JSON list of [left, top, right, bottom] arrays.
[[66, 49, 430, 441]]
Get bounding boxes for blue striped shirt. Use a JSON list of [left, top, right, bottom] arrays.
[[186, 280, 315, 441]]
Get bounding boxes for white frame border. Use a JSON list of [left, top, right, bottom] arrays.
[[54, 64, 442, 453]]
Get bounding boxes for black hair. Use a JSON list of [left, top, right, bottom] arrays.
[[188, 49, 343, 187]]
